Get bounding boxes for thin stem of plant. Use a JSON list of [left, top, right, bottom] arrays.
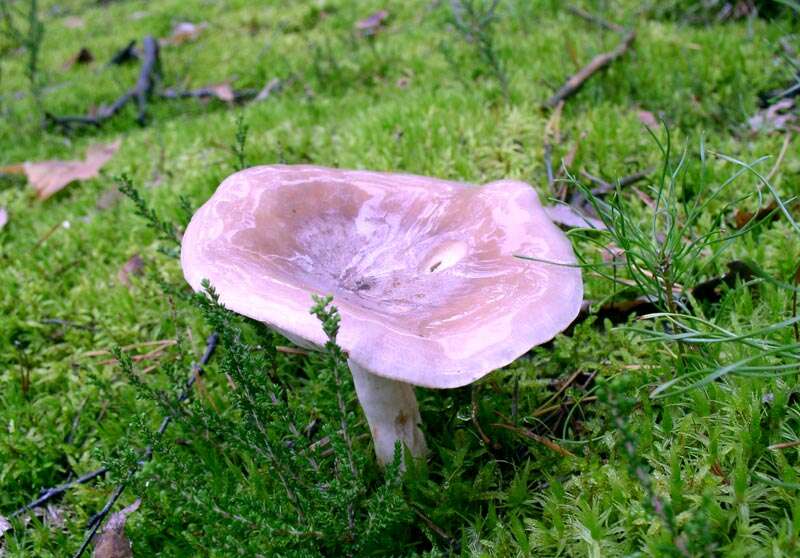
[[65, 333, 218, 558]]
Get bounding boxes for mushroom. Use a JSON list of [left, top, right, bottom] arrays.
[[181, 165, 583, 466]]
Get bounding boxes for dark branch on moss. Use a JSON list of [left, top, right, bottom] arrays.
[[45, 36, 161, 130], [7, 332, 218, 546], [10, 467, 109, 519], [70, 332, 218, 558]]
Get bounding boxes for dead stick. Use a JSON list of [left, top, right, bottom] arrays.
[[108, 39, 138, 66], [84, 338, 176, 357], [11, 334, 218, 526], [10, 467, 109, 519], [580, 169, 611, 192], [34, 221, 62, 249], [471, 385, 493, 447], [46, 36, 160, 129], [412, 506, 457, 548], [566, 5, 626, 33], [276, 345, 311, 356], [159, 87, 259, 103], [543, 143, 555, 192], [68, 333, 218, 558], [133, 37, 160, 124], [543, 30, 636, 109], [493, 423, 576, 458], [588, 166, 656, 196], [769, 439, 800, 450], [533, 396, 598, 417]]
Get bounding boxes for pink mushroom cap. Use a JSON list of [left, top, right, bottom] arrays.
[[181, 165, 583, 389]]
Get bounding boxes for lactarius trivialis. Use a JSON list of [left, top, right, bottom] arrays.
[[181, 165, 583, 465]]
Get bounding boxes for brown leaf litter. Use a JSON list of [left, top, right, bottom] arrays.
[[0, 140, 121, 200]]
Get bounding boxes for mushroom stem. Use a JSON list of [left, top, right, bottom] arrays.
[[348, 360, 428, 467]]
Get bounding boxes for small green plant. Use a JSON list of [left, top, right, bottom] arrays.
[[528, 129, 796, 397], [448, 0, 509, 99], [101, 283, 412, 555], [232, 112, 250, 171], [566, 129, 755, 315], [596, 376, 723, 556], [630, 174, 800, 397], [0, 0, 44, 112], [117, 174, 183, 256]]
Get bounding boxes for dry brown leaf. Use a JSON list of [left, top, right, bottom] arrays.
[[208, 83, 235, 103], [601, 242, 625, 264], [631, 186, 655, 209], [544, 204, 607, 230], [748, 98, 797, 133], [0, 208, 7, 231], [118, 254, 145, 287], [33, 504, 66, 529], [63, 16, 85, 29], [63, 47, 94, 70], [356, 10, 389, 35], [6, 140, 121, 201], [161, 21, 208, 46], [93, 499, 141, 558]]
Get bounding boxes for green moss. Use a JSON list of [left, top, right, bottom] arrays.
[[1, 0, 799, 556]]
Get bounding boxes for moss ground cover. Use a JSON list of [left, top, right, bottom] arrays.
[[1, 1, 799, 556]]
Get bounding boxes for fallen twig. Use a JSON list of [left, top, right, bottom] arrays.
[[40, 318, 95, 331], [534, 369, 583, 415], [45, 33, 289, 131], [566, 5, 626, 33], [34, 221, 65, 249], [10, 467, 108, 519], [275, 345, 311, 356], [160, 85, 257, 103], [543, 143, 555, 191], [583, 166, 655, 196], [160, 77, 288, 105], [493, 423, 576, 458], [68, 333, 217, 558], [769, 439, 800, 450], [46, 36, 161, 129], [580, 169, 611, 192], [543, 30, 636, 109], [412, 506, 458, 549], [108, 39, 138, 66], [83, 338, 176, 357], [9, 335, 217, 526], [97, 343, 173, 366], [533, 396, 598, 418], [471, 385, 495, 448]]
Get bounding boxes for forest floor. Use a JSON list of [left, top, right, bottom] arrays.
[[1, 0, 800, 556]]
